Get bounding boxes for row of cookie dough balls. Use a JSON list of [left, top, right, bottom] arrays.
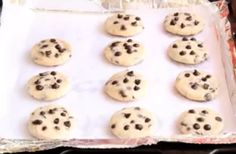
[[31, 12, 205, 67], [27, 69, 218, 102], [28, 105, 223, 139]]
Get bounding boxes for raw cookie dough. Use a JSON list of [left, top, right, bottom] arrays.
[[175, 69, 218, 102], [178, 108, 223, 135], [105, 13, 144, 37], [104, 39, 145, 66], [31, 38, 72, 66], [168, 37, 208, 64], [109, 107, 156, 138], [28, 105, 75, 139], [105, 70, 147, 102], [27, 71, 70, 101], [164, 12, 204, 36]]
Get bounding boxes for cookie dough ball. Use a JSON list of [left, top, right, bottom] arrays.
[[104, 39, 145, 66], [109, 107, 156, 138], [105, 13, 144, 37], [28, 105, 75, 139], [175, 70, 218, 102], [105, 70, 147, 102], [164, 12, 204, 36], [178, 108, 224, 135], [31, 38, 72, 67], [27, 71, 70, 101], [168, 37, 208, 64]]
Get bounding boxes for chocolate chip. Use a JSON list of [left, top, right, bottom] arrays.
[[124, 16, 129, 20], [48, 109, 55, 114], [193, 70, 200, 76], [133, 44, 139, 47], [145, 118, 151, 123], [182, 37, 188, 41], [111, 124, 116, 129], [114, 52, 121, 56], [204, 93, 212, 101], [126, 49, 132, 54], [197, 117, 204, 122], [201, 110, 208, 114], [45, 51, 52, 57], [127, 71, 134, 76], [55, 53, 59, 58], [190, 51, 195, 55], [41, 44, 48, 49], [170, 20, 176, 25], [120, 25, 127, 30], [112, 80, 118, 85], [34, 80, 41, 85], [135, 17, 141, 20], [123, 78, 129, 83], [188, 109, 195, 113], [39, 72, 48, 76], [180, 23, 185, 28], [203, 124, 211, 130], [127, 39, 133, 42], [191, 38, 196, 41], [42, 126, 47, 131], [206, 75, 211, 78], [61, 112, 66, 117], [131, 21, 138, 26], [51, 83, 60, 89], [57, 79, 62, 83], [55, 44, 62, 50], [130, 120, 135, 124], [54, 126, 60, 130], [135, 79, 141, 85], [64, 121, 71, 128], [194, 20, 200, 25], [135, 107, 141, 110], [134, 86, 140, 91], [54, 118, 59, 124], [135, 124, 143, 130], [124, 113, 131, 118], [117, 14, 123, 18], [186, 45, 191, 49], [185, 73, 190, 77], [124, 125, 129, 130], [119, 90, 127, 97], [186, 16, 192, 21], [203, 84, 209, 90], [111, 42, 120, 48], [50, 71, 56, 76], [50, 39, 56, 43], [179, 51, 186, 56], [193, 123, 200, 130], [191, 83, 198, 90], [201, 78, 207, 82], [174, 17, 179, 21], [113, 21, 119, 24], [32, 119, 42, 125], [40, 111, 45, 116], [198, 44, 203, 48], [36, 85, 44, 91], [124, 45, 132, 50], [58, 48, 66, 53], [174, 12, 179, 16], [215, 116, 222, 122], [172, 44, 178, 48]]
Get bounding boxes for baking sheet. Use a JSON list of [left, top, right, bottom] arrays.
[[0, 3, 235, 140], [0, 0, 236, 152]]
